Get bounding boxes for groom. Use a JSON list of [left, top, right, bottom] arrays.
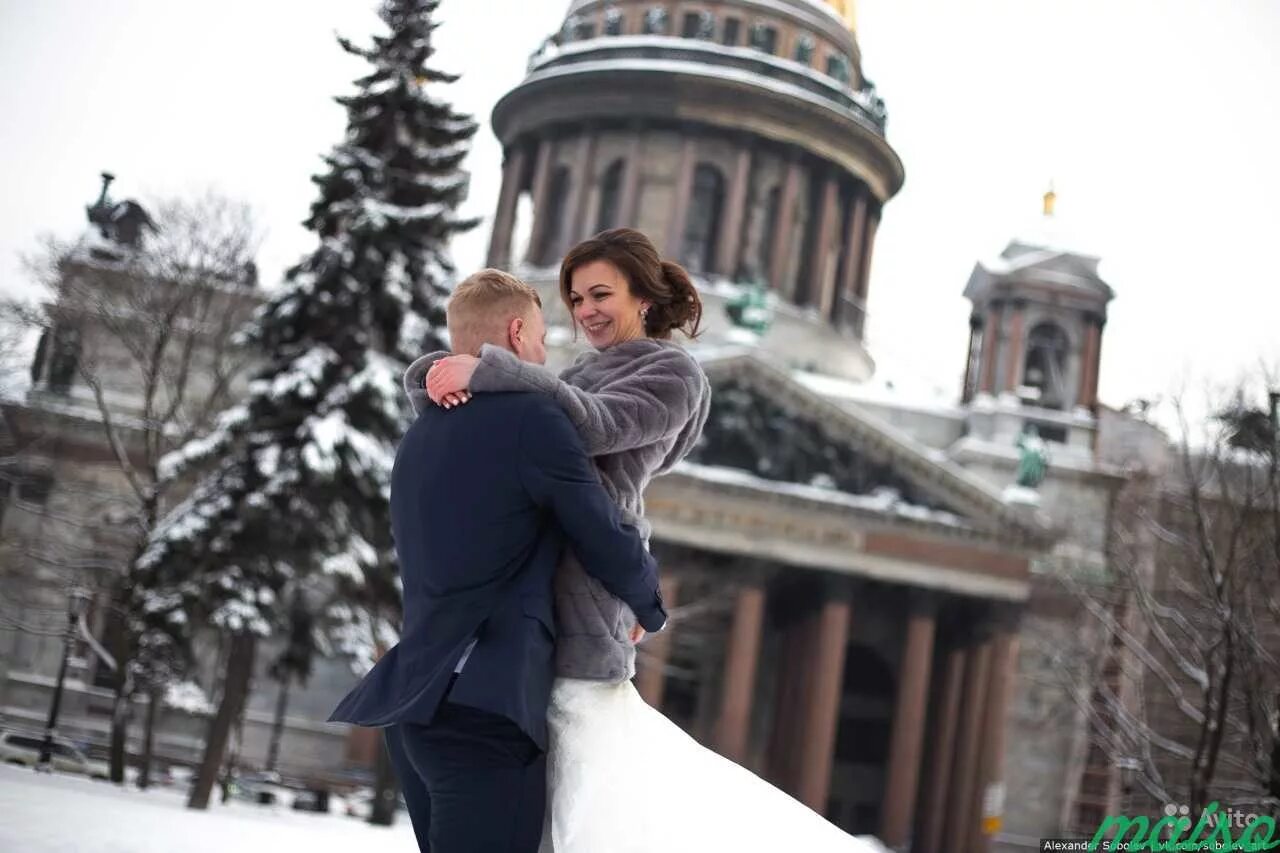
[[329, 269, 667, 852]]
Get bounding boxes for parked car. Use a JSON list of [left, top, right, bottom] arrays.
[[230, 770, 299, 808], [0, 730, 109, 779], [341, 786, 408, 819]]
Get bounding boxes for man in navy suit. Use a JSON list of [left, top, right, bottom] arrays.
[[329, 270, 666, 853]]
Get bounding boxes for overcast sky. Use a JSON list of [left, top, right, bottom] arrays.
[[1, 0, 1277, 416]]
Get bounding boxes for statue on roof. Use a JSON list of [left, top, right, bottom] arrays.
[[85, 172, 156, 251]]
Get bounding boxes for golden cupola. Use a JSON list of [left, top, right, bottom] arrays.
[[815, 0, 857, 31]]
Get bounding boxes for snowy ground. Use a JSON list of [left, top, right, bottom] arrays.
[[0, 764, 417, 853]]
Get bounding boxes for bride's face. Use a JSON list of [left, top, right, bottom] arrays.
[[568, 260, 649, 350]]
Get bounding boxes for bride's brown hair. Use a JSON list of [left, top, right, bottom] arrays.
[[559, 228, 703, 340]]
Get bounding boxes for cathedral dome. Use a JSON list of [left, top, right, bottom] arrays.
[[490, 0, 904, 380]]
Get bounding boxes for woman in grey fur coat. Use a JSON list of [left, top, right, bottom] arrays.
[[412, 229, 877, 852]]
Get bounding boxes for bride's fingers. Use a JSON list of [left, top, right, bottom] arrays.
[[441, 391, 472, 409]]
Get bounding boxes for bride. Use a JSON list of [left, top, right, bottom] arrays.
[[414, 227, 881, 852]]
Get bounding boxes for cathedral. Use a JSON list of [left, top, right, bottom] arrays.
[[0, 2, 1160, 851]]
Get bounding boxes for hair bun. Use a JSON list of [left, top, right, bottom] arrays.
[[647, 260, 703, 338]]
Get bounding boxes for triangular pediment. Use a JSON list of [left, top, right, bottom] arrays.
[[967, 243, 1113, 303], [688, 351, 1053, 545]]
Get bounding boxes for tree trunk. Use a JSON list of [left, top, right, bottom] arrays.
[[265, 676, 291, 774], [106, 578, 133, 785], [139, 684, 161, 790], [189, 633, 256, 810], [369, 735, 399, 827]]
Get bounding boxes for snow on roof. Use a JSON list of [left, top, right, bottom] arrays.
[[791, 367, 963, 420], [673, 460, 975, 532]]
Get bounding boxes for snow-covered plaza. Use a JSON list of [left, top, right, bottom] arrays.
[[0, 764, 417, 853]]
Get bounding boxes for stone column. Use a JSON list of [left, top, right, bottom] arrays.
[[767, 610, 813, 793], [715, 144, 753, 278], [635, 574, 681, 708], [1002, 301, 1027, 394], [879, 595, 938, 849], [665, 136, 699, 257], [713, 582, 767, 763], [836, 187, 869, 324], [487, 142, 528, 269], [961, 314, 983, 404], [617, 130, 644, 228], [565, 131, 599, 247], [851, 208, 880, 337], [768, 156, 804, 291], [1078, 314, 1103, 411], [915, 638, 967, 853], [813, 173, 842, 316], [973, 627, 1021, 853], [1089, 320, 1104, 411], [978, 303, 1003, 396], [942, 633, 994, 852], [796, 596, 852, 812], [523, 137, 556, 265]]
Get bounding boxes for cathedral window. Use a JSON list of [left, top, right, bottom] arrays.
[[826, 54, 851, 84], [686, 163, 727, 274], [758, 185, 782, 280], [749, 22, 778, 55], [682, 11, 715, 40], [16, 470, 54, 507], [721, 17, 741, 46], [794, 34, 816, 65], [46, 325, 81, 394], [604, 6, 624, 36], [1022, 322, 1072, 409], [536, 165, 572, 265], [563, 11, 597, 41], [681, 164, 726, 275], [643, 7, 669, 35], [596, 159, 625, 232]]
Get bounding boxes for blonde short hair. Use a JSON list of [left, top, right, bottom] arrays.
[[446, 269, 542, 356]]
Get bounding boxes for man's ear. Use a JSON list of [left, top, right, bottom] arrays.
[[508, 316, 524, 350]]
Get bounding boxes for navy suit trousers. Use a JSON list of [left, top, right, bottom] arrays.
[[385, 701, 546, 853]]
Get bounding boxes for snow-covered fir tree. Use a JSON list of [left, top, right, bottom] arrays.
[[135, 0, 477, 806]]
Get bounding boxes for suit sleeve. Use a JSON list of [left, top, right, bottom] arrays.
[[471, 343, 701, 456], [517, 398, 667, 632]]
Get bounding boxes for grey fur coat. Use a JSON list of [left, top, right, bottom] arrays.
[[403, 337, 710, 681]]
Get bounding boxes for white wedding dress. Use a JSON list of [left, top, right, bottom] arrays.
[[538, 678, 888, 853]]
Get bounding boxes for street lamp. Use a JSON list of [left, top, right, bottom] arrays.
[[36, 586, 93, 769]]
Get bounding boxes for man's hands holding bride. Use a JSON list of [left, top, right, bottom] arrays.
[[426, 355, 478, 408], [629, 624, 646, 645]]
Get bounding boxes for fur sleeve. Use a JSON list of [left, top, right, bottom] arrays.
[[470, 343, 708, 457], [402, 351, 451, 415]]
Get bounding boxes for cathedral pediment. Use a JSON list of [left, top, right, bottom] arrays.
[[965, 245, 1114, 302], [684, 349, 1054, 546]]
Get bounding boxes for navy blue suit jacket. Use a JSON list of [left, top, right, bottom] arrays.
[[329, 392, 666, 748]]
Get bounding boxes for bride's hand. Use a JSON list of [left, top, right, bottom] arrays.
[[426, 355, 479, 408]]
